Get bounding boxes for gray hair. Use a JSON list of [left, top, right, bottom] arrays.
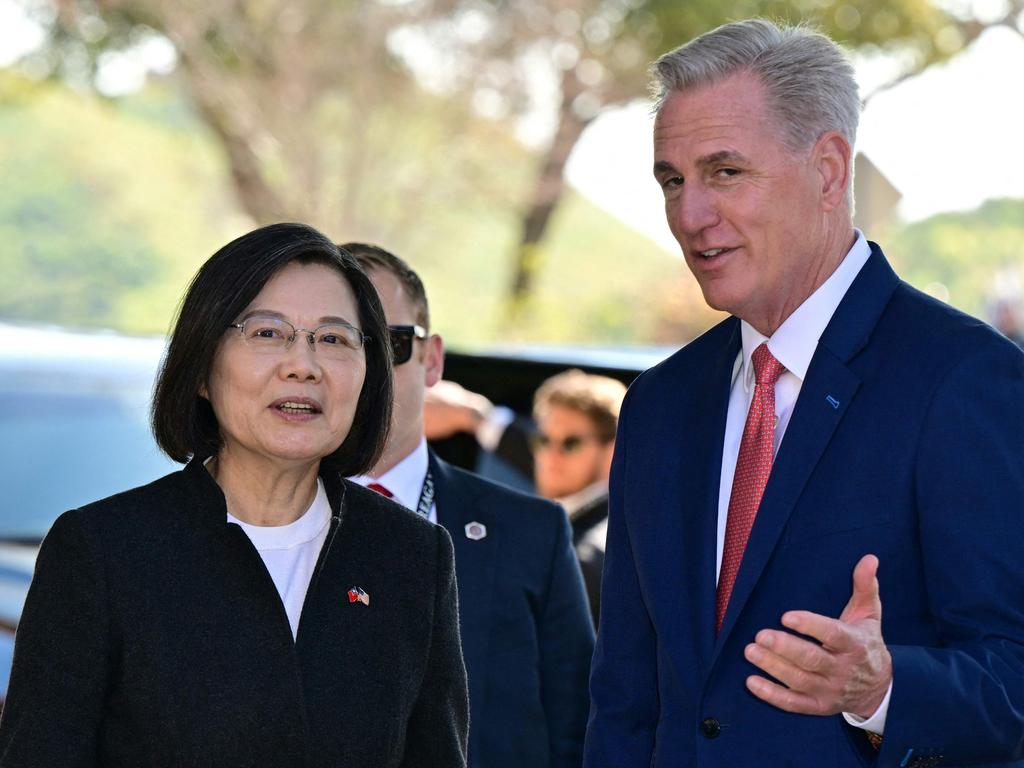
[[652, 19, 860, 157]]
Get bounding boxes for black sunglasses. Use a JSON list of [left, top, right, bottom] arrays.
[[530, 433, 603, 455], [387, 324, 427, 365]]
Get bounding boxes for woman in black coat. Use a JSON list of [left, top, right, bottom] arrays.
[[0, 223, 468, 768]]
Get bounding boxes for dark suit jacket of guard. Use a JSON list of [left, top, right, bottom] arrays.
[[584, 244, 1024, 768], [490, 419, 609, 628], [0, 460, 468, 768], [428, 452, 595, 768]]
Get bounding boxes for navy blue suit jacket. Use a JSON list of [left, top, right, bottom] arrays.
[[430, 452, 595, 768], [584, 245, 1024, 768]]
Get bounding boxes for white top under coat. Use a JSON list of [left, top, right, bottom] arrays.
[[228, 478, 332, 640]]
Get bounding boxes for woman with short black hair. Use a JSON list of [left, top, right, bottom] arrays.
[[0, 223, 468, 768]]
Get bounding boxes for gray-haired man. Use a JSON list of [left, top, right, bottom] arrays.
[[585, 18, 1024, 768]]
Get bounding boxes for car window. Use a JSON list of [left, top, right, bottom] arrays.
[[0, 328, 179, 540]]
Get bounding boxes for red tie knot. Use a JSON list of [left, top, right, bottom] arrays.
[[751, 343, 785, 388]]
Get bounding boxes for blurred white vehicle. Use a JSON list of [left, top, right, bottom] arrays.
[[0, 323, 178, 701]]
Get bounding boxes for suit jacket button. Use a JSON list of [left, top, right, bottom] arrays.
[[700, 718, 721, 738]]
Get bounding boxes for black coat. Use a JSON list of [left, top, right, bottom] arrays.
[[0, 460, 468, 768]]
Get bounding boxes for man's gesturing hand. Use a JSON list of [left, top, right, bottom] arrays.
[[743, 554, 893, 719]]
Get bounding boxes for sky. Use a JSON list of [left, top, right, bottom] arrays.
[[566, 25, 1024, 253]]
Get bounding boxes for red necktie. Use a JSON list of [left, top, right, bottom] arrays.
[[716, 343, 785, 633], [367, 482, 393, 499]]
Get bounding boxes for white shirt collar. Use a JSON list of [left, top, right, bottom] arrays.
[[557, 480, 608, 516], [226, 477, 330, 549], [739, 230, 871, 390], [350, 438, 429, 512]]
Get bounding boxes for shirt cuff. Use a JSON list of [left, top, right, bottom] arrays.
[[842, 680, 892, 735], [476, 405, 516, 452]]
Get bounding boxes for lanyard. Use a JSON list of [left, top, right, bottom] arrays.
[[416, 469, 435, 518]]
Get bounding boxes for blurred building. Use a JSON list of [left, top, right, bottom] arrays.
[[853, 152, 902, 233]]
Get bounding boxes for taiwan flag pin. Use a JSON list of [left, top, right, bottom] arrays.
[[347, 586, 370, 606]]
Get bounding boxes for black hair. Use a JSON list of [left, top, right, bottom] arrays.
[[152, 223, 393, 476]]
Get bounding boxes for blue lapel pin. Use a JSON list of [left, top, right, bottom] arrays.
[[825, 395, 840, 409]]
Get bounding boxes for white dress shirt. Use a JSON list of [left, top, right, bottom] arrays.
[[350, 438, 438, 523], [715, 231, 891, 734], [557, 480, 609, 517], [228, 478, 332, 640]]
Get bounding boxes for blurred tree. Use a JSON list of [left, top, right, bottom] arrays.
[[10, 0, 1023, 320], [476, 0, 1023, 317], [0, 69, 238, 333], [886, 197, 1024, 318], [0, 66, 683, 345]]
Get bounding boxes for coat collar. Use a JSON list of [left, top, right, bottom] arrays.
[[181, 457, 348, 528]]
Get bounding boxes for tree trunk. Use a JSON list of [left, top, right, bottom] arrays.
[[506, 68, 594, 320], [176, 59, 290, 225]]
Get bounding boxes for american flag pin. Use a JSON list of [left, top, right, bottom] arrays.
[[347, 586, 370, 606], [464, 522, 487, 541]]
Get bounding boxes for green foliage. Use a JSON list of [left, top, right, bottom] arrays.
[[0, 70, 246, 334], [415, 188, 700, 348], [887, 198, 1024, 317], [0, 69, 689, 344], [4, 67, 1020, 347], [643, 0, 956, 61], [517, 193, 693, 345]]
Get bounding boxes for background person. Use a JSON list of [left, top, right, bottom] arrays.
[[991, 297, 1024, 348], [0, 223, 468, 768], [531, 370, 625, 626], [343, 242, 595, 768], [425, 371, 626, 626], [425, 378, 536, 487], [585, 19, 1024, 768]]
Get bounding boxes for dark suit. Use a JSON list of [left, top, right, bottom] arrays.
[[429, 452, 595, 768], [585, 245, 1024, 768], [0, 460, 468, 768], [492, 415, 536, 480], [484, 420, 609, 627]]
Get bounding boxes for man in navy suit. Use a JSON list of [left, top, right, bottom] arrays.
[[584, 19, 1024, 768], [344, 243, 595, 768]]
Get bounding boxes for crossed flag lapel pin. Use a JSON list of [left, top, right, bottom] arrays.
[[347, 586, 370, 606]]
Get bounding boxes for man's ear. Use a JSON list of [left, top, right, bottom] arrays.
[[424, 333, 445, 388], [814, 130, 852, 212]]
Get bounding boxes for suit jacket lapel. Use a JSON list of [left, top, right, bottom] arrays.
[[688, 320, 743, 665], [712, 244, 899, 649], [428, 451, 496, 767]]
